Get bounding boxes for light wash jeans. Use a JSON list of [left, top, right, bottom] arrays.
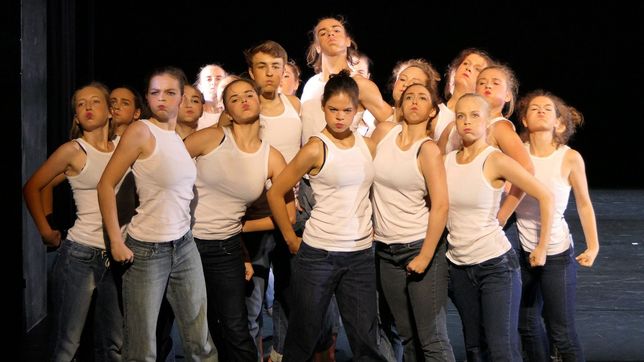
[[122, 231, 217, 361], [51, 239, 123, 362]]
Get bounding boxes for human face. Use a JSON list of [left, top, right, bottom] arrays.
[[401, 84, 433, 126], [75, 86, 110, 131], [350, 56, 370, 78], [110, 88, 140, 127], [249, 52, 284, 94], [198, 65, 226, 102], [455, 96, 489, 145], [323, 92, 357, 135], [224, 81, 260, 124], [454, 53, 489, 92], [146, 74, 182, 122], [476, 68, 511, 110], [315, 18, 351, 56], [523, 96, 559, 132], [279, 64, 299, 96], [178, 86, 204, 125], [392, 66, 429, 103]]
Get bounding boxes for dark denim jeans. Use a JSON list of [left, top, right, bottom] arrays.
[[283, 242, 387, 361], [519, 247, 584, 362], [122, 231, 217, 361], [449, 249, 522, 362], [269, 237, 335, 360], [50, 239, 123, 362], [196, 234, 257, 362], [377, 239, 455, 362]]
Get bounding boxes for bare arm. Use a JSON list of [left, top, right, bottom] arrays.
[[23, 142, 82, 247], [487, 152, 553, 267], [266, 139, 323, 253], [492, 121, 535, 225], [436, 122, 455, 155], [368, 121, 397, 147], [566, 149, 599, 267], [354, 75, 394, 124], [183, 127, 225, 158], [97, 122, 150, 263], [407, 141, 449, 274], [243, 147, 296, 232]]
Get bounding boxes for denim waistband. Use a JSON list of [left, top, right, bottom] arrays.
[[126, 230, 193, 250]]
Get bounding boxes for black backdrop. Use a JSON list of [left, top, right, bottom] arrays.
[[53, 1, 644, 188]]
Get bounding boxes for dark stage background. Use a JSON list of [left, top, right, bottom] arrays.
[[49, 1, 644, 189]]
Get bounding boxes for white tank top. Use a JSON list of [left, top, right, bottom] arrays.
[[259, 93, 302, 163], [193, 127, 269, 240], [127, 119, 197, 242], [445, 146, 510, 265], [515, 145, 572, 254], [434, 103, 455, 141], [303, 133, 375, 252], [66, 138, 118, 249], [372, 125, 430, 243]]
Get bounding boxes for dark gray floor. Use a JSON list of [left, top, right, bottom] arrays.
[[21, 190, 644, 361]]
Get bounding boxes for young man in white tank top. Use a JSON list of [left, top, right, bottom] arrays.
[[244, 40, 304, 361]]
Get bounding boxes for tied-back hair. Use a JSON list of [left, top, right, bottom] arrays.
[[480, 63, 519, 118], [286, 59, 301, 83], [518, 90, 584, 146], [244, 40, 288, 67], [70, 81, 112, 140], [444, 48, 495, 100], [194, 63, 227, 89], [391, 58, 442, 102], [145, 66, 188, 96], [306, 15, 359, 74], [396, 83, 441, 136], [322, 69, 359, 107]]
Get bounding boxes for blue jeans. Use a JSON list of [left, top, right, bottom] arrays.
[[122, 231, 217, 361], [196, 234, 257, 362], [519, 247, 584, 362], [244, 229, 275, 358], [270, 207, 337, 361], [377, 239, 455, 362], [449, 249, 522, 362], [283, 242, 387, 362], [50, 239, 123, 362]]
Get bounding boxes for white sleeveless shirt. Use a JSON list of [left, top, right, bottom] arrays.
[[193, 127, 269, 240], [303, 133, 375, 252], [127, 119, 197, 242], [445, 146, 510, 265], [67, 138, 118, 249], [372, 125, 430, 244], [259, 93, 302, 163], [515, 145, 572, 254]]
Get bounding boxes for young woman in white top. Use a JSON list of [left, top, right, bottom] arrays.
[[370, 83, 454, 361], [23, 82, 123, 360], [267, 70, 387, 361], [98, 67, 217, 361], [515, 90, 598, 361], [438, 48, 495, 154], [445, 93, 554, 361], [184, 77, 294, 361]]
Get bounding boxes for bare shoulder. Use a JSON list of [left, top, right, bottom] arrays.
[[419, 139, 441, 158], [286, 95, 301, 110]]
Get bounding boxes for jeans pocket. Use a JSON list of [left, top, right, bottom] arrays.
[[68, 246, 95, 263], [297, 243, 328, 262], [480, 253, 507, 270], [126, 240, 155, 260]]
